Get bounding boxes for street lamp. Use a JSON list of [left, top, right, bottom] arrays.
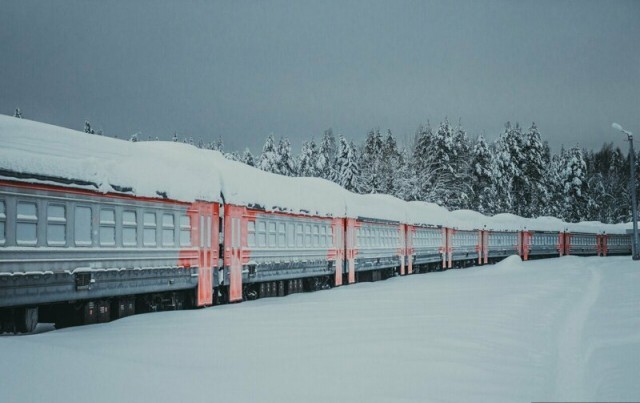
[[612, 122, 640, 260]]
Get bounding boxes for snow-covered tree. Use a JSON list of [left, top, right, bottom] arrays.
[[449, 121, 472, 209], [493, 122, 527, 213], [242, 148, 256, 167], [585, 143, 630, 223], [129, 132, 139, 142], [316, 129, 337, 180], [520, 122, 549, 217], [212, 138, 224, 152], [258, 134, 279, 173], [359, 128, 385, 193], [14, 108, 22, 118], [84, 121, 95, 134], [469, 135, 497, 214], [298, 140, 319, 177], [333, 136, 362, 192], [558, 146, 591, 222], [392, 147, 418, 201], [277, 137, 297, 176], [380, 130, 402, 195], [416, 118, 471, 209], [172, 132, 178, 142], [224, 151, 241, 161]]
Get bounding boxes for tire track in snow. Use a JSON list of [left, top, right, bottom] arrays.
[[554, 264, 601, 401]]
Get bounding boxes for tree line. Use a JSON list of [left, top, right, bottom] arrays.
[[187, 119, 633, 224]]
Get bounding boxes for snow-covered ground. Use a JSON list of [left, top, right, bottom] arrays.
[[1, 256, 639, 403]]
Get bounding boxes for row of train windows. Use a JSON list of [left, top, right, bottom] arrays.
[[357, 226, 399, 248], [452, 233, 477, 246], [489, 234, 517, 246], [530, 236, 556, 246], [0, 200, 191, 247], [571, 237, 596, 246], [609, 238, 630, 246], [247, 220, 333, 249], [413, 230, 442, 247]]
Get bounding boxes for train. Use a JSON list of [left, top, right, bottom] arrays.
[[0, 115, 632, 333]]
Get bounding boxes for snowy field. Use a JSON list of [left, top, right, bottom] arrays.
[[1, 256, 639, 403]]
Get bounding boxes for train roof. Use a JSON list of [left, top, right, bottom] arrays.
[[0, 115, 631, 233], [0, 114, 348, 217]]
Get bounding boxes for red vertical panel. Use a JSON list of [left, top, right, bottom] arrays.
[[440, 227, 447, 269], [185, 201, 218, 307], [483, 231, 489, 264], [406, 225, 414, 274], [398, 224, 406, 275], [224, 205, 244, 303], [447, 228, 454, 269], [476, 230, 482, 265], [521, 231, 531, 261], [562, 233, 570, 256], [346, 218, 357, 284], [602, 234, 608, 256], [331, 218, 344, 287]]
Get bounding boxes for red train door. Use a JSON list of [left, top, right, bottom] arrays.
[[446, 228, 454, 269], [483, 230, 489, 264], [195, 202, 217, 307], [332, 218, 344, 287], [406, 225, 414, 274], [521, 231, 531, 261], [224, 205, 244, 303], [345, 218, 357, 284], [398, 224, 406, 275]]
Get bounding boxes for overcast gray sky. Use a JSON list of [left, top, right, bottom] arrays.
[[1, 0, 639, 153]]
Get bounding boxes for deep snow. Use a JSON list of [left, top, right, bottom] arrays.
[[1, 256, 639, 403]]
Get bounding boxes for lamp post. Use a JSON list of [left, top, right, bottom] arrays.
[[612, 122, 640, 260]]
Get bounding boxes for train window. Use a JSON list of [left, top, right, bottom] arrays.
[[247, 221, 256, 247], [99, 208, 116, 246], [17, 201, 38, 246], [328, 226, 333, 247], [304, 224, 311, 247], [162, 214, 175, 246], [312, 225, 319, 247], [257, 221, 266, 247], [296, 223, 303, 247], [74, 206, 92, 246], [287, 223, 294, 247], [143, 212, 157, 246], [268, 222, 276, 247], [278, 223, 286, 248], [320, 226, 325, 247], [179, 215, 191, 246], [0, 200, 6, 245], [47, 204, 66, 246], [122, 210, 138, 247]]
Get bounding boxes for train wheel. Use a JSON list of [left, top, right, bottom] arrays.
[[15, 307, 38, 334]]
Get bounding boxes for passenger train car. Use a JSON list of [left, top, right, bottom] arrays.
[[0, 116, 633, 333]]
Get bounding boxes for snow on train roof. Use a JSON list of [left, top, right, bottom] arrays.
[[212, 154, 348, 217], [0, 115, 224, 203], [0, 115, 629, 233], [0, 115, 347, 217]]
